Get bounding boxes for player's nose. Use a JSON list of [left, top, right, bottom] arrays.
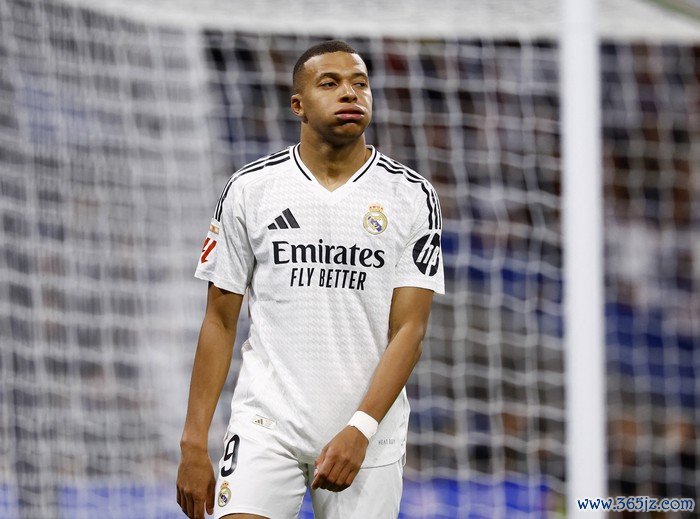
[[338, 82, 358, 102]]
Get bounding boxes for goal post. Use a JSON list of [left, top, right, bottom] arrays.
[[561, 0, 606, 516]]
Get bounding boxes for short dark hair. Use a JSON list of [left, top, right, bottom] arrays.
[[292, 40, 359, 93]]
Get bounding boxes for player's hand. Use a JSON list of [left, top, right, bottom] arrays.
[[312, 426, 369, 492], [176, 445, 216, 519]]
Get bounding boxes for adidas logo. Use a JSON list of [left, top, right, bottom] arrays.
[[268, 208, 300, 230], [252, 414, 275, 429]]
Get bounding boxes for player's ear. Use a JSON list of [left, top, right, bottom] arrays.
[[291, 94, 306, 121]]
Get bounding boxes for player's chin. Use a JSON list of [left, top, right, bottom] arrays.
[[331, 120, 369, 138]]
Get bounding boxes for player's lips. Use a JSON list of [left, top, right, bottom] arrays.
[[335, 107, 365, 121]]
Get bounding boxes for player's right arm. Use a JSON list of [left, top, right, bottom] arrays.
[[177, 174, 255, 519], [177, 283, 243, 519]]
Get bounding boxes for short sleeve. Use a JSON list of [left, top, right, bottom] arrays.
[[393, 183, 445, 294], [194, 180, 255, 295]]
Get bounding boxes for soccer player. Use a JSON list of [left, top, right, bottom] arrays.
[[176, 40, 444, 519]]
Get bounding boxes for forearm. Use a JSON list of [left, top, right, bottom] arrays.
[[312, 325, 424, 492], [357, 322, 425, 423], [180, 317, 237, 450]]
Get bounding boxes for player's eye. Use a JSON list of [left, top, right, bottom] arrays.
[[355, 82, 368, 88], [320, 81, 335, 87]]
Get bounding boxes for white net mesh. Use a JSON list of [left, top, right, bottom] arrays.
[[1, 0, 698, 518], [0, 1, 214, 517], [602, 41, 699, 504]]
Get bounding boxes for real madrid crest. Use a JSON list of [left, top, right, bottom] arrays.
[[218, 481, 231, 508], [363, 204, 388, 235]]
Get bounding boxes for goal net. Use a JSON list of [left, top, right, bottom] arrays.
[[0, 0, 698, 517]]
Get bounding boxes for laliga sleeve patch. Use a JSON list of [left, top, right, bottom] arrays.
[[200, 236, 217, 263], [412, 233, 441, 276]]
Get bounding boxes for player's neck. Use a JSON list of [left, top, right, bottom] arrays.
[[298, 135, 370, 191]]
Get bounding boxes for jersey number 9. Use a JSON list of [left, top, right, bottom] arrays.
[[221, 434, 240, 477]]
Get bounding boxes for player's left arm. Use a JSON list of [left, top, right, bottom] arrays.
[[312, 286, 434, 492]]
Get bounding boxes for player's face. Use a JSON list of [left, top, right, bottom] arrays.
[[292, 52, 373, 144]]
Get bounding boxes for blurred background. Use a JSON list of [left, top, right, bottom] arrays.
[[0, 0, 698, 517]]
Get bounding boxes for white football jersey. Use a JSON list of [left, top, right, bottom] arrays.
[[195, 144, 445, 467]]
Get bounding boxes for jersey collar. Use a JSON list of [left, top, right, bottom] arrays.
[[291, 144, 379, 198]]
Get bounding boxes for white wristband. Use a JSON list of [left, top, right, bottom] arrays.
[[348, 411, 378, 441]]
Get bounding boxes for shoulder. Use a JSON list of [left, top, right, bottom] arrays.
[[374, 152, 438, 195], [229, 147, 292, 189], [213, 147, 292, 220], [374, 152, 442, 228]]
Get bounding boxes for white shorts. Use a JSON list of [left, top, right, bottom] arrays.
[[214, 424, 404, 519]]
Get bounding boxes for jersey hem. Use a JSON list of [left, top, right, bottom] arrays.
[[194, 272, 247, 295], [360, 447, 406, 468]]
